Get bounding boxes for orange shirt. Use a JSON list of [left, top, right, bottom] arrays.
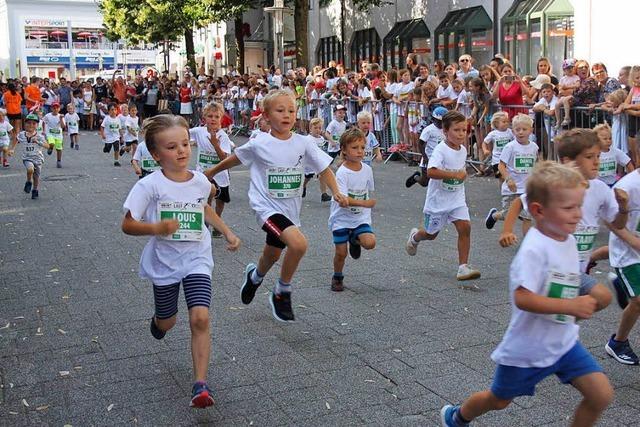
[[113, 81, 126, 103], [3, 91, 22, 115], [25, 84, 41, 109]]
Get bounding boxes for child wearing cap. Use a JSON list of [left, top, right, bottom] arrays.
[[555, 59, 581, 129], [8, 114, 50, 199], [43, 102, 65, 168]]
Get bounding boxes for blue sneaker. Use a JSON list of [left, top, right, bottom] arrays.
[[605, 334, 639, 365], [440, 404, 468, 427], [190, 381, 215, 408], [485, 208, 498, 230]]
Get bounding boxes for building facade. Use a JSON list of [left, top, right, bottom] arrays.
[[0, 0, 158, 80]]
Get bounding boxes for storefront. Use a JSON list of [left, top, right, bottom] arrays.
[[383, 18, 431, 70], [316, 35, 342, 68], [350, 28, 381, 71], [434, 6, 493, 67], [502, 0, 574, 75]]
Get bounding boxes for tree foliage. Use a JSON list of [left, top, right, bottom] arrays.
[[318, 0, 389, 11]]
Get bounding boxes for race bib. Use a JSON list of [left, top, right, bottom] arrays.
[[348, 189, 368, 214], [49, 128, 61, 135], [109, 124, 119, 131], [364, 149, 373, 163], [495, 138, 510, 149], [266, 167, 303, 198], [198, 150, 220, 169], [574, 225, 599, 264], [544, 271, 580, 324], [25, 145, 35, 152], [157, 201, 204, 241], [441, 172, 464, 192], [514, 155, 535, 173], [599, 160, 616, 177], [0, 130, 6, 137], [141, 156, 160, 171]]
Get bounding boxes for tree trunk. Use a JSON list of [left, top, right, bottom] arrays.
[[234, 15, 245, 74], [184, 27, 197, 72], [294, 0, 309, 69]]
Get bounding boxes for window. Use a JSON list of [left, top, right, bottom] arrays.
[[529, 19, 542, 72], [350, 28, 381, 70], [547, 16, 574, 74], [317, 36, 342, 68], [471, 29, 493, 67], [434, 6, 493, 64]]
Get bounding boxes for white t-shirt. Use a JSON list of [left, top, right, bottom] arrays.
[[326, 119, 346, 153], [534, 96, 558, 112], [117, 114, 129, 131], [436, 84, 456, 100], [132, 141, 161, 172], [599, 148, 631, 186], [328, 163, 375, 231], [305, 134, 327, 174], [610, 171, 640, 268], [189, 127, 232, 187], [64, 113, 80, 135], [123, 171, 214, 286], [424, 142, 467, 214], [101, 116, 122, 143], [419, 124, 444, 158], [387, 82, 399, 114], [234, 132, 332, 226], [358, 87, 373, 112], [396, 82, 415, 102], [456, 89, 472, 118], [364, 132, 379, 165], [499, 140, 539, 195], [0, 120, 14, 145], [124, 116, 140, 142], [491, 227, 580, 368], [43, 113, 64, 138], [484, 129, 515, 165], [559, 74, 580, 88]]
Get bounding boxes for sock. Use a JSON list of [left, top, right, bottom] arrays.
[[410, 234, 419, 246], [333, 272, 344, 279], [453, 408, 470, 426], [275, 278, 292, 295], [250, 267, 265, 284]]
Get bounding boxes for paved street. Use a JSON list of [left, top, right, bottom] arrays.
[[1, 131, 639, 426]]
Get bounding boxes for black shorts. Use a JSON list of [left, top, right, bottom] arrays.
[[629, 115, 639, 138], [261, 213, 294, 249], [304, 173, 315, 179], [211, 179, 230, 203], [7, 113, 21, 121], [125, 139, 138, 147], [103, 141, 120, 153], [328, 151, 339, 160], [140, 169, 153, 179], [492, 164, 501, 178]]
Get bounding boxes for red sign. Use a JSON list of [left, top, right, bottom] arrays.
[[413, 48, 432, 53], [214, 52, 222, 60]]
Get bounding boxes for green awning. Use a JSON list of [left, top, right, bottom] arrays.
[[435, 6, 492, 33], [384, 18, 430, 45]]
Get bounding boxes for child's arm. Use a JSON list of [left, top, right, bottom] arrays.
[[203, 153, 241, 180], [499, 197, 523, 247], [100, 126, 105, 140], [317, 167, 348, 206], [625, 161, 635, 173], [373, 147, 382, 162], [121, 211, 179, 236], [210, 132, 228, 161], [131, 159, 142, 175], [609, 188, 629, 230], [499, 160, 517, 192], [610, 227, 640, 252], [426, 167, 466, 181], [203, 205, 240, 251], [482, 136, 492, 157], [514, 287, 597, 319]]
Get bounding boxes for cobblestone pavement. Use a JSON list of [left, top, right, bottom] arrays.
[[1, 131, 638, 426]]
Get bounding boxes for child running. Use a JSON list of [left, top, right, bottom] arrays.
[[121, 114, 240, 408], [485, 114, 538, 234], [481, 111, 513, 183], [101, 103, 123, 166], [190, 102, 232, 237], [594, 123, 633, 187], [356, 111, 382, 166], [323, 104, 347, 201], [441, 161, 613, 427], [8, 113, 49, 199], [121, 104, 140, 159], [328, 128, 376, 292], [0, 109, 15, 167], [405, 110, 481, 281], [64, 103, 80, 150], [204, 89, 347, 322], [405, 106, 448, 188], [43, 102, 65, 168], [302, 117, 329, 198]]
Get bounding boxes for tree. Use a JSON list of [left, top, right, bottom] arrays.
[[99, 0, 247, 71]]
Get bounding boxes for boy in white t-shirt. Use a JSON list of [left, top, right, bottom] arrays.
[[119, 104, 140, 159], [204, 90, 347, 322], [0, 109, 15, 168], [532, 83, 558, 140], [324, 104, 347, 162], [594, 123, 634, 187], [43, 102, 65, 168], [131, 139, 160, 179], [481, 112, 513, 182], [302, 117, 330, 199], [328, 129, 376, 292], [485, 114, 538, 234], [64, 103, 80, 150], [431, 73, 457, 108], [100, 103, 123, 167], [405, 111, 481, 281], [356, 111, 382, 166], [405, 106, 447, 189], [441, 161, 613, 427]]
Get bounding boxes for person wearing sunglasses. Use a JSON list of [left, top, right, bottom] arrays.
[[456, 54, 479, 80]]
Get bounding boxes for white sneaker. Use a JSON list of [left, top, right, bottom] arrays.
[[405, 228, 419, 256], [457, 264, 481, 281]]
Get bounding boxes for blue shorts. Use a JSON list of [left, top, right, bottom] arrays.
[[491, 341, 602, 400], [153, 274, 212, 319], [332, 224, 374, 245]]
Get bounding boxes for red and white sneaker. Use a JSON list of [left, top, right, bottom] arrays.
[[190, 381, 215, 408]]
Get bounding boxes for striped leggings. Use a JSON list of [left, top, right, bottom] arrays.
[[153, 274, 212, 319]]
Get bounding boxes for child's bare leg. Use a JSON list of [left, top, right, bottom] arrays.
[[154, 314, 177, 332], [589, 284, 612, 311], [277, 226, 307, 284], [33, 172, 40, 190], [563, 97, 573, 125], [453, 219, 471, 265], [616, 296, 640, 341], [257, 244, 283, 277], [320, 179, 328, 194], [590, 246, 608, 263], [333, 243, 347, 273], [356, 233, 376, 250], [188, 306, 210, 382], [459, 390, 512, 421], [214, 199, 225, 217], [26, 167, 34, 184], [56, 149, 62, 162], [570, 372, 613, 427]]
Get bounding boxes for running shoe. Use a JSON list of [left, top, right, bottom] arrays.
[[608, 272, 629, 310], [23, 181, 32, 193], [485, 208, 498, 230], [321, 193, 332, 202], [331, 276, 344, 292], [457, 264, 481, 281], [405, 228, 418, 256], [348, 237, 361, 259], [190, 381, 215, 408], [114, 161, 121, 167], [270, 291, 295, 322], [149, 317, 166, 340], [240, 263, 260, 305], [56, 160, 61, 168], [405, 171, 420, 188], [70, 141, 74, 149], [605, 334, 639, 365], [440, 404, 467, 427], [31, 190, 38, 199]]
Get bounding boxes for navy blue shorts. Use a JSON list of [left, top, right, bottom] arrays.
[[153, 274, 212, 319], [332, 223, 374, 245], [491, 341, 602, 400]]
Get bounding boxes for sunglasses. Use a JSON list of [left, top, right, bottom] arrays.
[[459, 58, 469, 62]]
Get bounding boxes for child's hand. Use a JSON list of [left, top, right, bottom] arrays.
[[365, 198, 377, 208], [375, 152, 383, 163], [569, 295, 597, 320], [615, 188, 629, 211], [134, 167, 142, 176], [507, 178, 517, 192], [334, 192, 349, 207], [224, 232, 241, 251], [482, 148, 490, 157], [7, 149, 14, 157], [499, 232, 518, 248], [453, 170, 467, 181], [154, 219, 180, 236]]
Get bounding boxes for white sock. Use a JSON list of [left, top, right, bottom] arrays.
[[275, 279, 291, 295], [250, 268, 264, 284]]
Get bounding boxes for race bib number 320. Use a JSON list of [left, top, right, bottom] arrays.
[[266, 167, 303, 198], [157, 201, 204, 241]]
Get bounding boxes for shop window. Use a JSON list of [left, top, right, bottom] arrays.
[[471, 29, 493, 68], [383, 18, 430, 70], [547, 16, 574, 75], [435, 6, 493, 64], [350, 28, 381, 70], [317, 36, 342, 68]]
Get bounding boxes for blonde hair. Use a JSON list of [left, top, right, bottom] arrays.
[[141, 114, 189, 154], [202, 101, 224, 115], [356, 110, 372, 122], [490, 111, 509, 130], [593, 123, 611, 136], [630, 65, 640, 86], [526, 161, 586, 207], [606, 89, 627, 107], [309, 117, 323, 128], [340, 128, 366, 153], [262, 89, 296, 113], [556, 128, 600, 159], [511, 113, 533, 128]]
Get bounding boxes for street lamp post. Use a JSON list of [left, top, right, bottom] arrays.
[[264, 0, 292, 72]]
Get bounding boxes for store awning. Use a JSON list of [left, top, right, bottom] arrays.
[[503, 0, 573, 23], [384, 18, 430, 46], [435, 6, 492, 33]]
